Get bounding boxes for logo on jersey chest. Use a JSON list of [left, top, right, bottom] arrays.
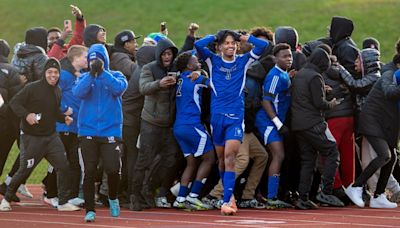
[[219, 65, 237, 80]]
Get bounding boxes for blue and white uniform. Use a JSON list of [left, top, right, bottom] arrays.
[[173, 71, 213, 157], [255, 65, 291, 145], [195, 35, 268, 146]]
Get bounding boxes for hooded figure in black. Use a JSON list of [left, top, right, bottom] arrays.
[[344, 70, 400, 209], [291, 48, 344, 209], [130, 38, 179, 211], [274, 26, 306, 72], [0, 58, 79, 212], [329, 16, 359, 77], [0, 39, 24, 177], [11, 27, 49, 82], [122, 45, 156, 198], [83, 24, 112, 55]]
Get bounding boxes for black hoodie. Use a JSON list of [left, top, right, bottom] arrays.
[[9, 59, 65, 136], [329, 16, 359, 76], [122, 45, 156, 126], [83, 24, 105, 48], [291, 48, 332, 131], [139, 38, 178, 127]]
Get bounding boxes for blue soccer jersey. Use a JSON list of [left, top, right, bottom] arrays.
[[195, 35, 268, 116], [255, 65, 291, 144], [174, 71, 209, 126]]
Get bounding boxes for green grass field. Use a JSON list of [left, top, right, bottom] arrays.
[[1, 0, 399, 183]]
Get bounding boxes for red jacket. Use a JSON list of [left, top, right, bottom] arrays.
[[48, 19, 86, 60]]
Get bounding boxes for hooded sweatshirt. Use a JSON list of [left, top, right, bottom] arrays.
[[9, 58, 65, 136], [139, 38, 178, 127], [291, 48, 332, 131], [72, 44, 127, 138], [329, 16, 359, 76], [122, 45, 156, 126]]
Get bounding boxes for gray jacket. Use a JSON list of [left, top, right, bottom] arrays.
[[110, 50, 137, 80], [139, 38, 178, 127]]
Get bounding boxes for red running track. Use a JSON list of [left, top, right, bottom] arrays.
[[1, 185, 400, 228]]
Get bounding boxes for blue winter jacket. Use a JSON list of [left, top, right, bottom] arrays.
[[72, 44, 127, 138], [56, 69, 81, 133]]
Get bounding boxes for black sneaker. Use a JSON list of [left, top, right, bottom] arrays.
[[0, 183, 20, 202], [316, 192, 344, 207], [141, 189, 155, 208], [295, 199, 319, 210], [238, 199, 265, 209], [333, 187, 351, 205], [129, 194, 143, 211]]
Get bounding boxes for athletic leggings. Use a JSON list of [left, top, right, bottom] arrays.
[[354, 135, 397, 196]]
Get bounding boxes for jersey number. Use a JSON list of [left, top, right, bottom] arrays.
[[176, 78, 183, 97]]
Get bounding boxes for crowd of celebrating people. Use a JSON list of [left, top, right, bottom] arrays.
[[0, 4, 400, 222]]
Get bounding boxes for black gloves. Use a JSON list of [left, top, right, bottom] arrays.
[[90, 59, 104, 77], [278, 125, 290, 136]]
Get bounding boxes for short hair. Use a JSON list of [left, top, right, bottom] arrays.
[[393, 53, 400, 65], [317, 44, 332, 55], [217, 30, 237, 45], [67, 45, 88, 63], [47, 27, 62, 35], [249, 27, 274, 42], [175, 51, 193, 72], [272, 43, 290, 56]]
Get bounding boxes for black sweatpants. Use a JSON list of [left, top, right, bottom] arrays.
[[123, 122, 140, 196], [131, 120, 178, 196], [42, 132, 81, 199], [354, 135, 397, 196], [295, 121, 339, 200], [79, 137, 121, 213], [5, 133, 71, 205], [0, 119, 19, 176]]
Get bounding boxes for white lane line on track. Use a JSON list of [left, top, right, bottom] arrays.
[[0, 218, 138, 228]]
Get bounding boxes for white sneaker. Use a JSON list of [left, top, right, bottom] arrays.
[[370, 194, 398, 209], [44, 197, 59, 208], [18, 184, 33, 198], [170, 182, 180, 197], [68, 197, 85, 206], [345, 184, 365, 207], [0, 199, 11, 211], [58, 202, 80, 211], [155, 197, 171, 208]]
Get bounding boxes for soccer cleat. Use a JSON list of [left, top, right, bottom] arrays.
[[17, 184, 33, 198], [230, 195, 238, 212], [370, 194, 398, 209], [220, 203, 236, 215], [316, 192, 344, 207], [238, 199, 265, 209], [173, 200, 187, 209], [155, 196, 171, 208], [44, 197, 59, 208], [109, 199, 120, 217], [84, 211, 96, 222], [345, 184, 365, 207], [201, 194, 220, 209], [68, 197, 85, 206], [266, 198, 293, 208], [57, 203, 80, 211], [294, 199, 319, 210], [186, 196, 212, 210], [0, 199, 11, 211]]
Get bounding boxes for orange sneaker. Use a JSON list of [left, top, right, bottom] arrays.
[[220, 203, 236, 216], [230, 195, 238, 212]]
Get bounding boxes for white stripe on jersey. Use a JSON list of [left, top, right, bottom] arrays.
[[269, 75, 279, 94], [205, 58, 217, 96], [193, 84, 207, 112], [194, 127, 207, 157], [250, 50, 261, 60], [240, 58, 256, 96], [274, 93, 279, 115], [263, 126, 274, 145]]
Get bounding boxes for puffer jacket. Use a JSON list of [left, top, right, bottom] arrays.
[[338, 48, 381, 113], [11, 43, 48, 82], [139, 38, 178, 127], [274, 26, 306, 71]]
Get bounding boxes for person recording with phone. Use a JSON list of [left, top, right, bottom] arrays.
[[0, 58, 79, 212], [47, 5, 86, 60]]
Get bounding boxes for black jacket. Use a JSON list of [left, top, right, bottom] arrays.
[[11, 43, 48, 82], [110, 46, 137, 81], [122, 46, 156, 126], [323, 65, 354, 119], [358, 70, 400, 148], [9, 76, 65, 136], [291, 48, 332, 131], [381, 61, 397, 74], [330, 16, 359, 76], [139, 38, 178, 127]]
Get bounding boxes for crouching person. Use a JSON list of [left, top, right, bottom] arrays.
[[0, 58, 79, 212], [73, 44, 127, 222]]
